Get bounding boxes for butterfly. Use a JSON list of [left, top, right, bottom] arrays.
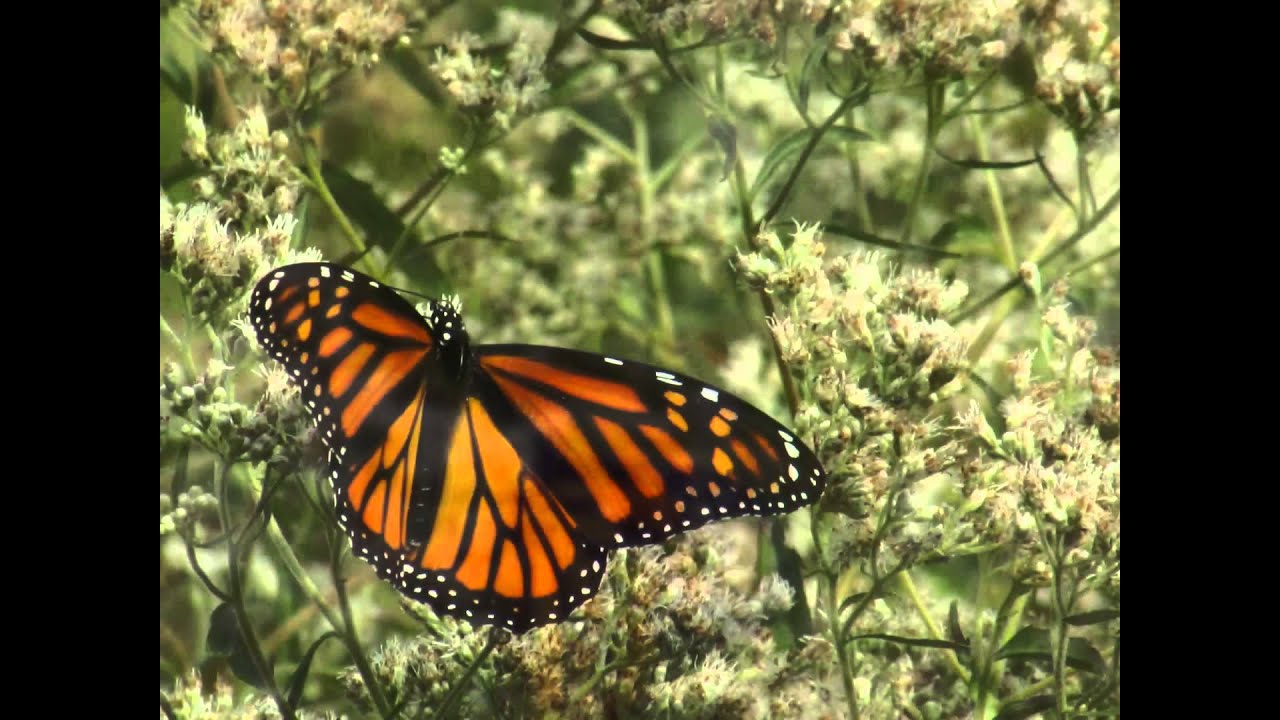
[[249, 262, 825, 633]]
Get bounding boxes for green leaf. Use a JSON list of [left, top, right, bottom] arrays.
[[229, 644, 273, 691], [749, 126, 871, 202], [994, 695, 1056, 720], [996, 626, 1049, 657], [848, 633, 970, 653], [1064, 638, 1108, 674], [935, 146, 1039, 171], [206, 603, 239, 657], [286, 632, 342, 707], [320, 162, 447, 290], [928, 221, 960, 249], [821, 223, 963, 259], [159, 16, 200, 105], [996, 627, 1108, 674], [706, 117, 737, 181], [321, 162, 406, 248], [576, 27, 648, 51], [946, 601, 967, 646], [291, 192, 311, 250], [384, 47, 446, 106], [206, 603, 273, 690], [749, 129, 810, 202], [1064, 609, 1120, 626], [160, 82, 189, 182], [771, 520, 813, 643], [796, 41, 829, 121]]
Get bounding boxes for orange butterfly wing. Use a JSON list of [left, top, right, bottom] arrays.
[[250, 263, 608, 631], [250, 262, 826, 632], [390, 396, 608, 630], [471, 345, 827, 549], [250, 264, 438, 577]]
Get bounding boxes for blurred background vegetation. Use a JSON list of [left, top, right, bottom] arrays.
[[161, 1, 1118, 718]]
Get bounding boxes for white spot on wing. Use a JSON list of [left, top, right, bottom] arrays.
[[701, 388, 720, 402], [785, 442, 800, 459], [605, 357, 623, 365]]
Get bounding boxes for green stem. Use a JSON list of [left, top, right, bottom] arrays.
[[651, 129, 708, 192], [827, 574, 861, 720], [899, 572, 970, 682], [560, 109, 636, 163], [977, 585, 1029, 717], [436, 630, 502, 719], [844, 107, 874, 233], [1038, 189, 1120, 268], [160, 313, 197, 379], [1056, 245, 1120, 281], [811, 516, 860, 720], [1052, 562, 1071, 715], [754, 91, 862, 234], [1076, 138, 1094, 219], [950, 189, 1119, 346], [300, 138, 370, 272], [964, 109, 1017, 272], [1031, 515, 1073, 716], [715, 48, 802, 418], [219, 461, 296, 720], [631, 105, 675, 349], [255, 496, 343, 630], [236, 464, 392, 718], [332, 541, 394, 718], [652, 37, 721, 116], [1001, 675, 1057, 706], [898, 81, 944, 247], [941, 72, 998, 123]]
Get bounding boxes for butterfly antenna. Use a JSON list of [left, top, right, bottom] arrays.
[[377, 276, 455, 308], [390, 283, 435, 301]]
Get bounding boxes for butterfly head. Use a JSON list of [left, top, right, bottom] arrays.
[[423, 294, 470, 380]]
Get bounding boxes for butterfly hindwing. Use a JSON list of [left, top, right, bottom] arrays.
[[390, 396, 608, 631], [473, 345, 827, 549], [249, 263, 437, 578]]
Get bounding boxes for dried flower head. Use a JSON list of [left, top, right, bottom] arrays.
[[186, 0, 412, 87]]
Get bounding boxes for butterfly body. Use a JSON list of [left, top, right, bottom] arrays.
[[250, 262, 825, 632]]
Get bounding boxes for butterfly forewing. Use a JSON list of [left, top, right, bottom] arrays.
[[249, 263, 437, 577], [473, 345, 827, 548]]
